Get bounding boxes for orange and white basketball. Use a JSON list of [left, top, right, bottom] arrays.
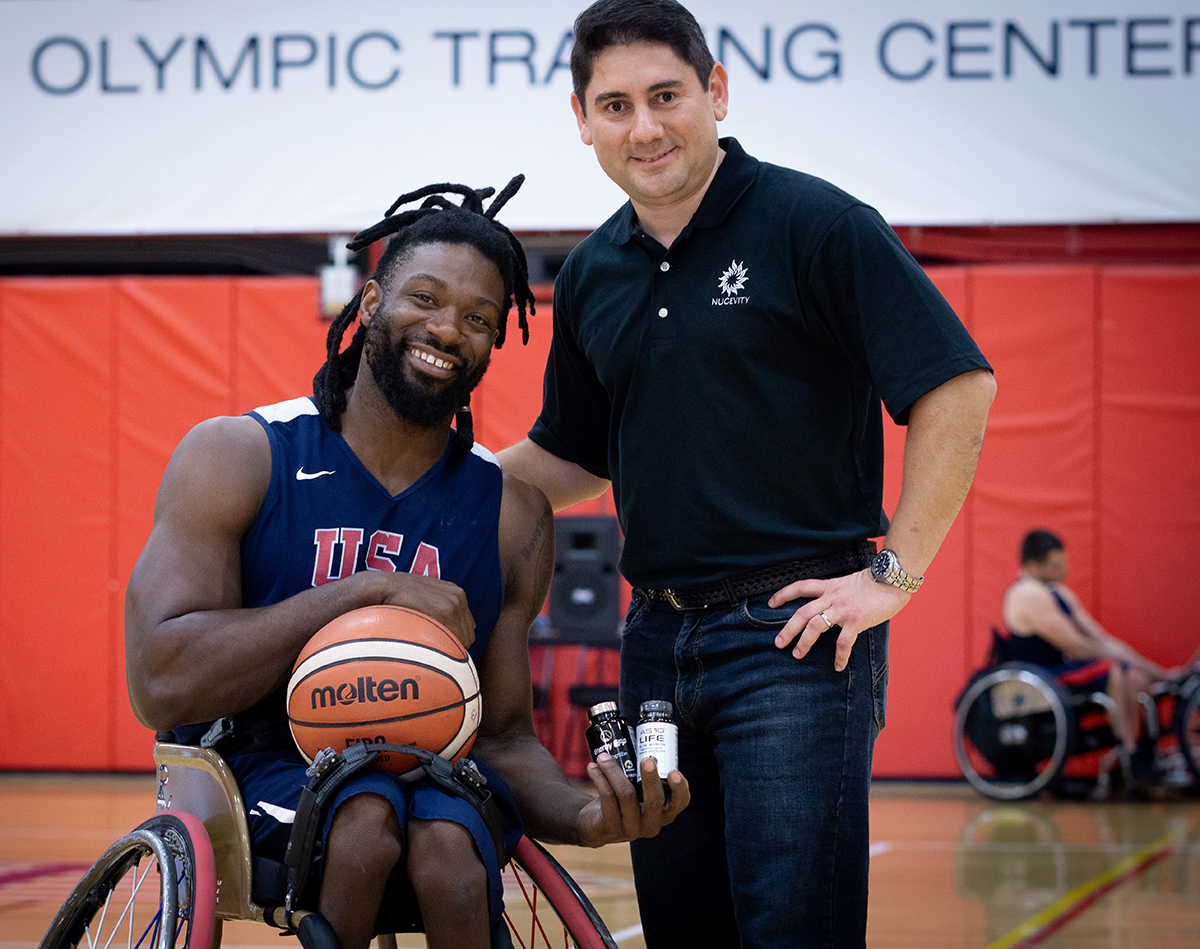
[[286, 605, 481, 778]]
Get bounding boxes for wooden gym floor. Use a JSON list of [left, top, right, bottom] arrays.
[[2, 773, 1198, 948]]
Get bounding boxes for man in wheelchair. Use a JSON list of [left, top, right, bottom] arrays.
[[1000, 529, 1184, 781], [124, 180, 689, 949]]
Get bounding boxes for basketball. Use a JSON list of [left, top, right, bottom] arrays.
[[286, 605, 482, 778]]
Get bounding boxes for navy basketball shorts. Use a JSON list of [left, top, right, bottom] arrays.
[[229, 746, 523, 933]]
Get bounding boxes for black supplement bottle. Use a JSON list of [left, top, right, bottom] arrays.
[[585, 701, 640, 792]]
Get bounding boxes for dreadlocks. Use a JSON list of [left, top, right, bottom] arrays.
[[312, 177, 535, 457]]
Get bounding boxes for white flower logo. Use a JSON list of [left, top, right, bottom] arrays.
[[718, 260, 748, 297]]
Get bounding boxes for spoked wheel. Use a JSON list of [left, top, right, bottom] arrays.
[[503, 836, 618, 949], [1174, 674, 1200, 779], [39, 812, 216, 949], [953, 663, 1076, 800]]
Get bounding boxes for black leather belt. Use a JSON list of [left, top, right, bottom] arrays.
[[640, 541, 877, 611]]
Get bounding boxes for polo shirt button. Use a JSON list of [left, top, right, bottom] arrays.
[[659, 261, 670, 272], [658, 307, 668, 318]]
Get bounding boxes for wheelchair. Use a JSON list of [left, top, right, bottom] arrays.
[[37, 741, 619, 949], [953, 636, 1200, 800]]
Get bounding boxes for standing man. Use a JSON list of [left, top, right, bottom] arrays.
[[497, 2, 996, 947], [125, 179, 687, 949]]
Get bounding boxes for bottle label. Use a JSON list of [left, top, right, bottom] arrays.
[[587, 721, 639, 783], [636, 721, 678, 775]]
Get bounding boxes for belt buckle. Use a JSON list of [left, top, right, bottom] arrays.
[[663, 588, 686, 610], [663, 588, 705, 611]]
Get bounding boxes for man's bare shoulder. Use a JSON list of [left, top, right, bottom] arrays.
[[155, 415, 271, 523], [1002, 576, 1053, 626], [1005, 575, 1046, 600], [168, 415, 268, 476], [183, 413, 268, 447]]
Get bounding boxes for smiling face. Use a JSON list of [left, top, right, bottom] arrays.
[[358, 241, 503, 427], [571, 40, 728, 217]]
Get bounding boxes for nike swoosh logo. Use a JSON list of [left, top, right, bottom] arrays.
[[296, 468, 335, 481]]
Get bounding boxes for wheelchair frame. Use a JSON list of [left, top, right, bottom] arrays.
[[38, 743, 619, 949], [953, 660, 1200, 800]]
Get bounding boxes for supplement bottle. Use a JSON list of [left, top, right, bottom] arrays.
[[636, 699, 678, 800], [585, 701, 640, 790]]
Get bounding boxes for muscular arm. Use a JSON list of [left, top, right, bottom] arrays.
[[496, 439, 610, 513], [471, 474, 687, 846], [1006, 581, 1174, 679], [125, 417, 476, 732], [771, 369, 997, 670]]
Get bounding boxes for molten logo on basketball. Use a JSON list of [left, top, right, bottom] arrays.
[[310, 675, 420, 709]]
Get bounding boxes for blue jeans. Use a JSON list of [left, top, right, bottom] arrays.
[[620, 591, 888, 949]]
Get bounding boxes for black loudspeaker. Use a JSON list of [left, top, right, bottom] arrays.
[[549, 515, 621, 645]]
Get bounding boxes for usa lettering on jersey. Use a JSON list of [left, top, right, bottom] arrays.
[[311, 527, 441, 586]]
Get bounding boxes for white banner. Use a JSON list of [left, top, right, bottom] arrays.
[[2, 0, 1198, 235]]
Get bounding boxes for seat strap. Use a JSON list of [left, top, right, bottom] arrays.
[[284, 744, 506, 912]]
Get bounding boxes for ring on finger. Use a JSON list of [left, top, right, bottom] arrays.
[[819, 611, 833, 631]]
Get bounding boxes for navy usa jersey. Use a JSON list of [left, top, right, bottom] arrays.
[[240, 397, 505, 663]]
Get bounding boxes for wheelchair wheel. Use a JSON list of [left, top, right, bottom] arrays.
[[953, 662, 1076, 800], [1174, 673, 1200, 779], [503, 836, 618, 949], [39, 812, 216, 949]]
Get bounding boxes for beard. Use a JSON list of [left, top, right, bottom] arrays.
[[364, 317, 491, 428]]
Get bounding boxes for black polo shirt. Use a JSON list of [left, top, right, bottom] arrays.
[[530, 138, 990, 589]]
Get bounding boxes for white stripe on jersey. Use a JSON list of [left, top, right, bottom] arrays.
[[254, 397, 320, 424]]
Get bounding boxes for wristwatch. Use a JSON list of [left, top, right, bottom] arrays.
[[870, 549, 924, 593]]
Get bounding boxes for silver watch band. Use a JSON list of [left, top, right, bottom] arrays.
[[874, 549, 924, 593]]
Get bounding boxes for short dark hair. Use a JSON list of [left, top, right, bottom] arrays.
[[313, 179, 534, 452], [570, 0, 715, 112], [1020, 529, 1064, 565]]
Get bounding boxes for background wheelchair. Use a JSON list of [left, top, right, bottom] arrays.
[[37, 742, 619, 949], [952, 632, 1200, 800]]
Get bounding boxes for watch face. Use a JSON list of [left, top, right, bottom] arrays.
[[871, 551, 894, 581]]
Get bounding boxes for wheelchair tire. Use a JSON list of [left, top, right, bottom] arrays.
[[1173, 673, 1200, 779], [38, 812, 216, 949], [503, 836, 619, 949], [953, 662, 1077, 800]]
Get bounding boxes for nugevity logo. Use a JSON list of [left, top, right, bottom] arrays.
[[713, 260, 751, 306]]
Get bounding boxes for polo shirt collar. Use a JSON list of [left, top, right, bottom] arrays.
[[691, 137, 757, 230], [607, 137, 758, 245]]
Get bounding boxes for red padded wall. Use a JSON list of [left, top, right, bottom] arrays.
[[1, 266, 1198, 775], [1096, 269, 1200, 664], [966, 267, 1101, 674], [474, 287, 554, 455], [235, 278, 332, 411], [0, 280, 117, 770]]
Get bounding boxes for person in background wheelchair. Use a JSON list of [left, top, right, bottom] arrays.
[[1001, 529, 1184, 781]]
